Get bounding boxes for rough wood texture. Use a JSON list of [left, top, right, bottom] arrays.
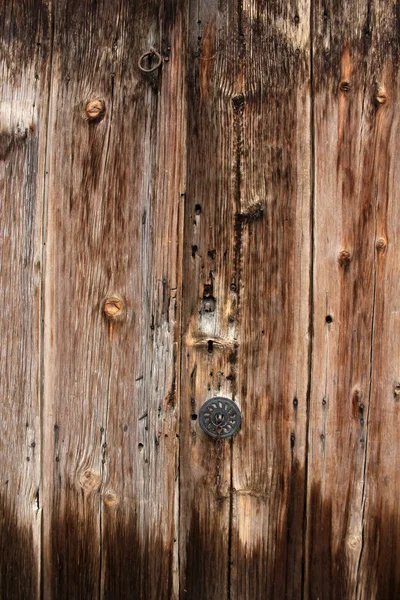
[[179, 1, 240, 599], [354, 2, 400, 598], [41, 1, 186, 598], [181, 1, 310, 598], [306, 1, 400, 598], [230, 0, 311, 598], [2, 0, 400, 598], [0, 2, 51, 598]]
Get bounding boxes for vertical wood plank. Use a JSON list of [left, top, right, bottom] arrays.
[[98, 1, 187, 599], [179, 0, 240, 598], [356, 2, 400, 597], [230, 1, 311, 598], [0, 2, 51, 598], [306, 1, 399, 598], [42, 2, 120, 596], [42, 1, 186, 597]]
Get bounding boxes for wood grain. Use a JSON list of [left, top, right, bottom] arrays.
[[179, 1, 240, 598], [230, 1, 311, 598], [357, 2, 400, 597], [306, 0, 400, 598], [98, 1, 186, 598], [3, 0, 400, 597], [41, 1, 185, 598], [0, 2, 51, 598]]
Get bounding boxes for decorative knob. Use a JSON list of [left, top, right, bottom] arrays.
[[199, 397, 242, 439]]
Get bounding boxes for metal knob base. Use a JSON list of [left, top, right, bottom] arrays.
[[199, 397, 242, 439]]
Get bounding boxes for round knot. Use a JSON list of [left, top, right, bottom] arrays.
[[376, 237, 387, 252], [103, 491, 119, 508], [338, 249, 352, 269], [78, 469, 101, 493], [85, 99, 106, 122], [376, 88, 387, 105], [103, 295, 125, 321]]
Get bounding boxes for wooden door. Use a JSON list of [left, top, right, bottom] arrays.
[[1, 1, 400, 598]]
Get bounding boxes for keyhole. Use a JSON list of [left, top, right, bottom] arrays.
[[215, 413, 224, 424]]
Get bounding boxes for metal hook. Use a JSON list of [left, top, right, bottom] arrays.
[[138, 47, 163, 73]]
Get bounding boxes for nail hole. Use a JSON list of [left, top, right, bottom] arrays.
[[192, 245, 198, 257], [195, 204, 201, 215], [191, 413, 198, 421], [339, 80, 351, 93], [138, 443, 144, 450], [326, 315, 333, 324], [207, 340, 214, 353]]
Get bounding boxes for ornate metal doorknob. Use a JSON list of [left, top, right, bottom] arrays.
[[199, 397, 242, 439]]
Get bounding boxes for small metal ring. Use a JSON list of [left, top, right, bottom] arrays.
[[138, 47, 163, 73]]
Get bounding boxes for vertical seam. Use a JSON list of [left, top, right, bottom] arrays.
[[302, 0, 315, 597], [39, 0, 55, 597]]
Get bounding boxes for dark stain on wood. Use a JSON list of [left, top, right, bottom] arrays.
[[183, 501, 230, 600], [49, 496, 100, 599], [102, 506, 173, 600], [0, 492, 38, 599]]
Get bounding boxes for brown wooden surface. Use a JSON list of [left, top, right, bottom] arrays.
[[41, 0, 186, 598], [230, 1, 311, 597], [0, 1, 51, 597], [2, 0, 400, 598], [179, 1, 240, 598], [306, 1, 400, 598]]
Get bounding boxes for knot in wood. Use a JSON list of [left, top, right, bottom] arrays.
[[103, 491, 119, 507], [338, 249, 352, 269], [78, 469, 101, 493], [85, 98, 106, 122], [103, 295, 124, 320], [376, 237, 387, 252], [231, 93, 245, 111], [376, 88, 387, 105]]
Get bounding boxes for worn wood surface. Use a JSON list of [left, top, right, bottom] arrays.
[[0, 1, 51, 598], [229, 1, 311, 598], [306, 1, 400, 598], [179, 1, 240, 598], [2, 0, 400, 598], [41, 0, 186, 598]]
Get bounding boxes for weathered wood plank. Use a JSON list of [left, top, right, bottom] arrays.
[[179, 1, 240, 597], [0, 1, 51, 598], [41, 2, 118, 596], [230, 1, 311, 598], [41, 0, 185, 597], [305, 1, 398, 597], [356, 2, 400, 597], [98, 1, 186, 599]]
